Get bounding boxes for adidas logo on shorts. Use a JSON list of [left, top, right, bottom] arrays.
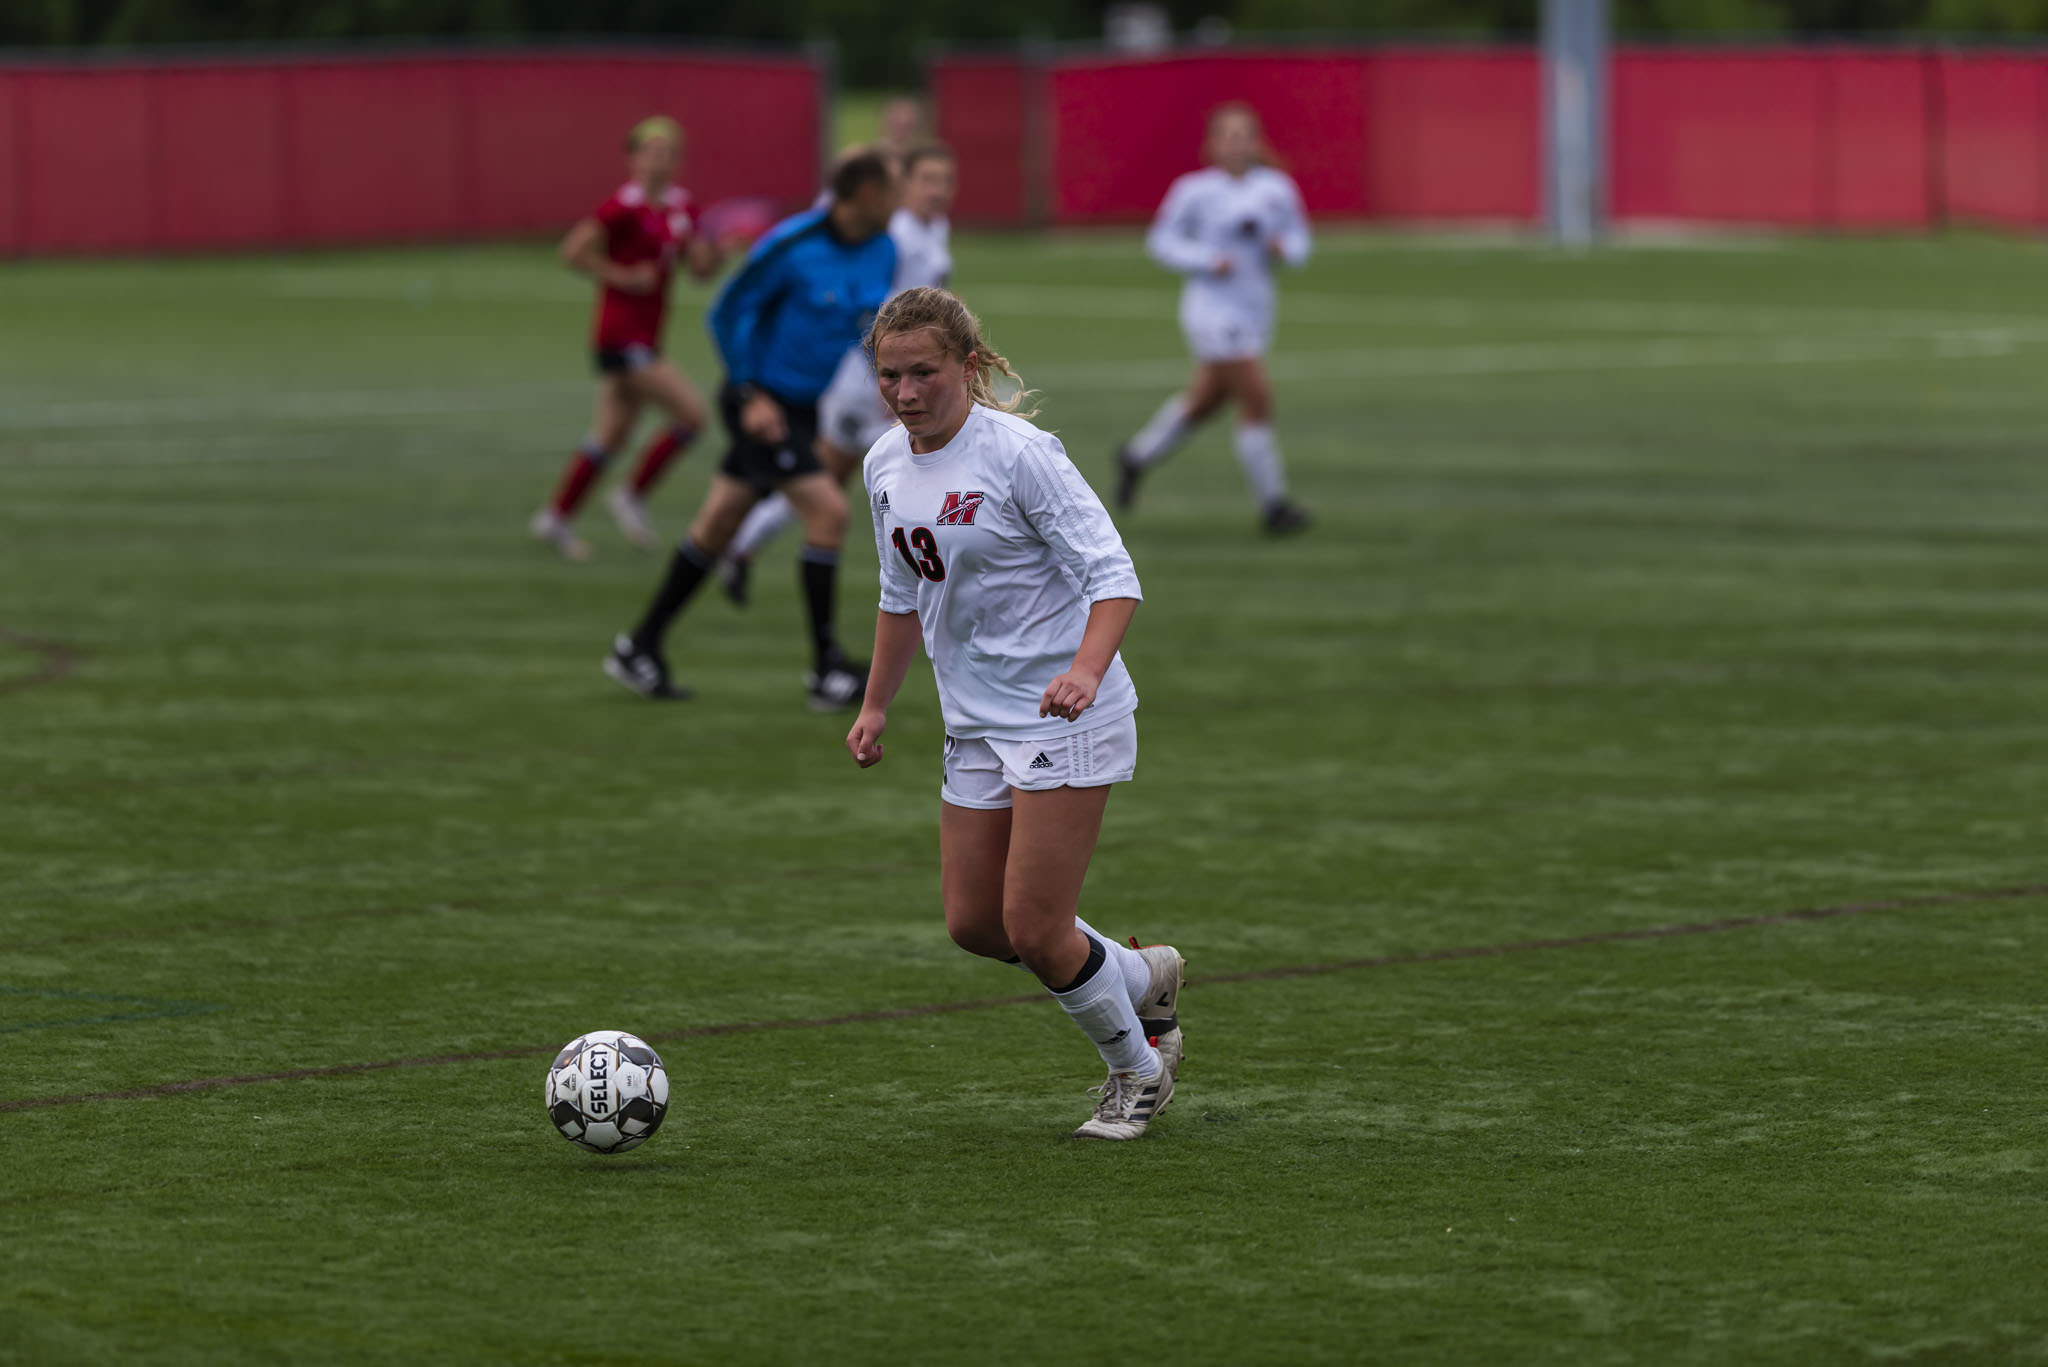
[[1028, 752, 1054, 770]]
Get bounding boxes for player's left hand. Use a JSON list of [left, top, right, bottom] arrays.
[[847, 709, 888, 767], [1039, 668, 1101, 722]]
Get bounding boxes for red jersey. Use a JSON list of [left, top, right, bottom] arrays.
[[589, 182, 695, 350]]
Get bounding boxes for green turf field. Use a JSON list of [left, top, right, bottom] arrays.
[[3, 230, 2046, 1364]]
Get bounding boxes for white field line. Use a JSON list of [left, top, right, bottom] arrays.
[[969, 285, 2048, 339], [1039, 228, 1789, 257], [1029, 330, 2028, 391], [0, 383, 589, 433], [253, 271, 2048, 341], [262, 270, 588, 303], [0, 331, 2033, 438]]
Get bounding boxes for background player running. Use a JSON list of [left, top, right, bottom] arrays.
[[720, 143, 958, 605], [531, 116, 723, 561], [1113, 103, 1313, 535], [605, 149, 899, 710], [846, 287, 1185, 1142]]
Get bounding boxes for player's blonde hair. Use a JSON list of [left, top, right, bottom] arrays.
[[626, 115, 681, 152], [867, 286, 1039, 419]]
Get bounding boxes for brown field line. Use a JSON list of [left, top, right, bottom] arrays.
[[3, 880, 2042, 1114], [0, 628, 79, 697]]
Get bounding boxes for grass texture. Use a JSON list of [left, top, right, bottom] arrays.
[[2, 230, 2046, 1364]]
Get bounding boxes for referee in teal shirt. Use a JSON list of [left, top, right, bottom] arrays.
[[608, 149, 899, 710]]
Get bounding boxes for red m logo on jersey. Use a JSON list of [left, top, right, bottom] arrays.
[[936, 491, 986, 526]]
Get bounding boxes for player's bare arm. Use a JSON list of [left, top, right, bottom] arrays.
[[1040, 597, 1138, 721], [738, 387, 788, 443], [847, 609, 922, 767], [559, 218, 656, 294], [683, 235, 724, 281]]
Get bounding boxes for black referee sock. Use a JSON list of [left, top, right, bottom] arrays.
[[799, 545, 840, 669], [631, 539, 712, 652]]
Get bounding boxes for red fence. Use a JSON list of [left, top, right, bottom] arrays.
[[933, 44, 2048, 232], [0, 47, 826, 255]]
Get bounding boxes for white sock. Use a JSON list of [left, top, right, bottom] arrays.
[[1051, 948, 1161, 1078], [731, 493, 795, 559], [1125, 395, 1191, 468], [1234, 423, 1288, 508], [1074, 917, 1148, 1008]]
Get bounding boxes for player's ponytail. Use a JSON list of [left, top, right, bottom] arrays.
[[867, 286, 1040, 419]]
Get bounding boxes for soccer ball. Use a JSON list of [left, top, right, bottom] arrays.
[[544, 1030, 670, 1154]]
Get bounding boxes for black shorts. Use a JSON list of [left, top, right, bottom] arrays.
[[594, 343, 659, 375], [717, 381, 822, 496]]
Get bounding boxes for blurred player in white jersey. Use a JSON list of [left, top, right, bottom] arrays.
[[721, 145, 958, 605], [1114, 103, 1313, 535], [846, 287, 1185, 1142]]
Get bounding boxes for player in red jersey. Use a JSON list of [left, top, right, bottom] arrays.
[[531, 116, 724, 561]]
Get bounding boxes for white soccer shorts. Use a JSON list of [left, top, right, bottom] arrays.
[[1179, 297, 1273, 363], [817, 346, 896, 455], [940, 713, 1138, 810]]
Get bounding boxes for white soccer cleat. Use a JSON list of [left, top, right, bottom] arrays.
[[529, 507, 592, 562], [1072, 1060, 1174, 1141], [1132, 939, 1186, 1080], [606, 486, 659, 551]]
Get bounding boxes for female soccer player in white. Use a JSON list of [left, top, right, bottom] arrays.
[[1113, 103, 1313, 535], [720, 144, 959, 605], [845, 287, 1185, 1142]]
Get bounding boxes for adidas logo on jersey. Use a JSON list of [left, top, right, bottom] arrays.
[[874, 490, 890, 512], [1028, 752, 1054, 770]]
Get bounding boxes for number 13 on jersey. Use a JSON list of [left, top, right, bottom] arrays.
[[891, 526, 947, 582]]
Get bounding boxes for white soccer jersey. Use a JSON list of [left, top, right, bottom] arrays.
[[1147, 166, 1311, 358], [866, 406, 1142, 742], [889, 207, 952, 292]]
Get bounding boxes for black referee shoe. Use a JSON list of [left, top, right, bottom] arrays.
[[604, 634, 692, 701], [1262, 500, 1312, 536], [804, 651, 868, 713], [1113, 445, 1144, 512], [718, 555, 751, 608]]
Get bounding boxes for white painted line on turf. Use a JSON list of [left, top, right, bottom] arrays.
[[0, 330, 2032, 437], [248, 269, 2048, 341], [0, 383, 588, 433], [969, 285, 2048, 339], [262, 269, 588, 303], [1028, 330, 2029, 391]]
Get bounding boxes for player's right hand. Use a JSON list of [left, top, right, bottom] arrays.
[[612, 262, 660, 294], [846, 710, 887, 768], [741, 392, 788, 443]]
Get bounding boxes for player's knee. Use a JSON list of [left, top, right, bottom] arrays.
[[945, 914, 1010, 960], [802, 487, 848, 544], [999, 903, 1071, 968], [687, 507, 739, 555]]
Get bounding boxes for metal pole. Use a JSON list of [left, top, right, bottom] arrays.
[[1542, 0, 1608, 249]]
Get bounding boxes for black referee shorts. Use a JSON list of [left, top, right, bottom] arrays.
[[717, 380, 823, 497]]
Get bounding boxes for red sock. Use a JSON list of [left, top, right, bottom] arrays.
[[630, 426, 695, 496], [550, 448, 607, 517]]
